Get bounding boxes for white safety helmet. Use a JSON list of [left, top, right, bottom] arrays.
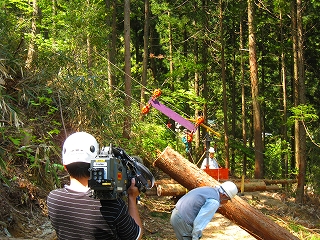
[[62, 132, 99, 165], [220, 181, 238, 199], [209, 147, 215, 153]]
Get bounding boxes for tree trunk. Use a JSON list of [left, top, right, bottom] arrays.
[[194, 2, 201, 152], [52, 0, 57, 47], [140, 0, 150, 120], [168, 11, 174, 91], [240, 15, 247, 177], [291, 0, 298, 181], [122, 0, 132, 139], [220, 0, 230, 170], [86, 0, 92, 75], [156, 183, 188, 196], [279, 10, 289, 179], [156, 181, 273, 195], [231, 19, 236, 176], [86, 33, 92, 74], [155, 179, 179, 185], [145, 187, 157, 196], [197, 0, 209, 153], [199, 1, 208, 160], [154, 146, 298, 240], [152, 178, 296, 197], [194, 15, 199, 162], [105, 0, 117, 97], [293, 0, 306, 204], [248, 0, 264, 178], [25, 0, 38, 70]]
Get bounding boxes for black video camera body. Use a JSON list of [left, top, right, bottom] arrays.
[[88, 145, 155, 200]]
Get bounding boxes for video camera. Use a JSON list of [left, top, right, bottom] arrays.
[[88, 144, 155, 200]]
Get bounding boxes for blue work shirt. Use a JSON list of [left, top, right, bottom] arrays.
[[175, 186, 221, 240], [192, 198, 220, 239]]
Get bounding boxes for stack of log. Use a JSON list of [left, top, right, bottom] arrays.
[[145, 178, 297, 197], [150, 146, 298, 240]]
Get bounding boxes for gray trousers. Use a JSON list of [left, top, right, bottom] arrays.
[[170, 208, 194, 240]]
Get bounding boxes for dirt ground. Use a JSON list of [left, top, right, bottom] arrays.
[[139, 190, 320, 240], [0, 177, 320, 240]]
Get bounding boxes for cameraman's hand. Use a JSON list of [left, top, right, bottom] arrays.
[[127, 178, 143, 238], [127, 178, 140, 199]]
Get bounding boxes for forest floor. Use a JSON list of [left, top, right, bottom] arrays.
[[0, 172, 320, 240]]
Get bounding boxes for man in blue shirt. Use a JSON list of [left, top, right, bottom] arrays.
[[170, 181, 238, 240]]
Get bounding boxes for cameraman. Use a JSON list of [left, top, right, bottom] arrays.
[[47, 132, 142, 240]]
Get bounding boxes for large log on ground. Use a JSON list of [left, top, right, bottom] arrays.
[[145, 187, 157, 196], [221, 178, 296, 185], [234, 180, 267, 192], [154, 179, 179, 186], [153, 146, 298, 240], [157, 183, 188, 196], [156, 181, 270, 194], [264, 179, 297, 185]]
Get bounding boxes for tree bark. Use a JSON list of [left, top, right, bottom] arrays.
[[240, 15, 248, 177], [248, 0, 264, 178], [193, 19, 199, 161], [168, 11, 174, 92], [140, 0, 150, 120], [291, 0, 298, 181], [295, 0, 307, 204], [145, 187, 157, 196], [25, 0, 38, 70], [154, 146, 298, 240], [156, 183, 188, 196], [105, 0, 117, 97], [156, 181, 275, 195], [52, 0, 57, 46], [279, 10, 289, 180], [122, 0, 132, 139], [86, 33, 92, 74], [220, 0, 230, 170]]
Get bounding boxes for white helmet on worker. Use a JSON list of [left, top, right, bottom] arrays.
[[208, 147, 215, 153], [220, 181, 238, 199], [62, 132, 99, 165]]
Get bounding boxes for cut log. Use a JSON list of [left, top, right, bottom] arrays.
[[234, 180, 267, 192], [156, 183, 188, 196], [220, 178, 296, 184], [155, 181, 274, 195], [153, 146, 298, 240], [263, 179, 297, 185], [265, 185, 281, 191], [154, 179, 179, 186], [145, 187, 157, 196]]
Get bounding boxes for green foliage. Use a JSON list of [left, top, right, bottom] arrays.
[[264, 138, 292, 179], [288, 104, 318, 125], [131, 121, 176, 163], [288, 222, 320, 239], [0, 128, 8, 184]]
